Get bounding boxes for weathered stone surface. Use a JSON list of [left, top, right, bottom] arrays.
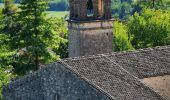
[[69, 0, 112, 20], [68, 20, 113, 57], [3, 45, 170, 100], [68, 0, 113, 57], [107, 46, 170, 79], [60, 53, 167, 100], [3, 63, 110, 100], [2, 72, 45, 100], [143, 75, 170, 100]]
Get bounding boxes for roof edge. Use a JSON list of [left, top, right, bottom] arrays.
[[60, 45, 170, 62], [58, 60, 115, 100]]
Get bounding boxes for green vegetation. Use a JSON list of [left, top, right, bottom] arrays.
[[111, 0, 170, 19], [128, 9, 170, 49], [11, 0, 60, 74], [114, 8, 170, 51], [0, 0, 170, 99], [0, 0, 68, 99], [1, 0, 169, 19], [134, 0, 170, 9], [113, 20, 134, 51], [46, 11, 69, 19], [0, 67, 14, 99], [0, 0, 17, 99], [0, 3, 3, 7]]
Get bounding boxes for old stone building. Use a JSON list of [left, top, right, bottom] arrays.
[[2, 0, 170, 100], [68, 0, 113, 57], [2, 46, 170, 100]]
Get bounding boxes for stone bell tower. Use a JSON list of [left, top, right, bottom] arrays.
[[68, 0, 113, 57]]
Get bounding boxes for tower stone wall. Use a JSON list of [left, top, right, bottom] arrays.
[[68, 20, 113, 57], [69, 0, 112, 20], [68, 0, 113, 57]]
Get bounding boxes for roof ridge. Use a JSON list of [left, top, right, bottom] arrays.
[[59, 53, 166, 100], [60, 45, 170, 62], [102, 55, 166, 99], [58, 60, 115, 100], [110, 45, 170, 55]]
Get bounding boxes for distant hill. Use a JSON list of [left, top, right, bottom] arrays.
[[0, 0, 139, 19], [0, 0, 69, 11], [0, 0, 169, 19], [0, 0, 67, 3], [48, 0, 69, 11]]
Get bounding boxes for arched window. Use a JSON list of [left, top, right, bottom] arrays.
[[87, 0, 94, 16]]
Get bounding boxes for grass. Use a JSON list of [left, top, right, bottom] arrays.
[[0, 3, 68, 19], [46, 11, 69, 19], [0, 3, 3, 8]]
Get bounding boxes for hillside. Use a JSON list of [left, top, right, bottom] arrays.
[[0, 0, 134, 19]]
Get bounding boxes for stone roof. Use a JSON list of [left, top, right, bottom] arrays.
[[59, 45, 170, 100], [108, 45, 170, 79], [3, 46, 170, 100]]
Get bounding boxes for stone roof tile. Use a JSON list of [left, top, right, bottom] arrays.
[[59, 45, 170, 99], [108, 45, 170, 78]]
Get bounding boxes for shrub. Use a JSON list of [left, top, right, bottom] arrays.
[[128, 9, 170, 49], [113, 20, 134, 51]]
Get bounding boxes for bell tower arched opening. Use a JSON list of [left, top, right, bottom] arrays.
[[87, 0, 94, 17]]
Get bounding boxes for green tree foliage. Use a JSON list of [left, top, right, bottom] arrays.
[[0, 0, 68, 76], [111, 0, 170, 19], [2, 0, 17, 15], [0, 0, 68, 98], [0, 67, 14, 99], [128, 9, 170, 49], [134, 0, 170, 10], [112, 0, 133, 19], [0, 7, 15, 100], [0, 2, 16, 99], [113, 20, 134, 51], [9, 0, 63, 75], [2, 0, 18, 38], [51, 18, 68, 59]]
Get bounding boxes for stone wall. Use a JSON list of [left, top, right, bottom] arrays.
[[3, 62, 111, 100], [69, 0, 112, 20], [68, 20, 113, 57], [2, 71, 45, 100], [42, 63, 111, 100], [142, 75, 170, 100]]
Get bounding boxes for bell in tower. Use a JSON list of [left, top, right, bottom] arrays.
[[68, 0, 113, 57]]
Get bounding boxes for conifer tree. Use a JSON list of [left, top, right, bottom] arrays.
[[2, 0, 17, 34], [0, 0, 17, 70], [0, 7, 15, 100], [12, 0, 60, 74], [2, 0, 17, 15]]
